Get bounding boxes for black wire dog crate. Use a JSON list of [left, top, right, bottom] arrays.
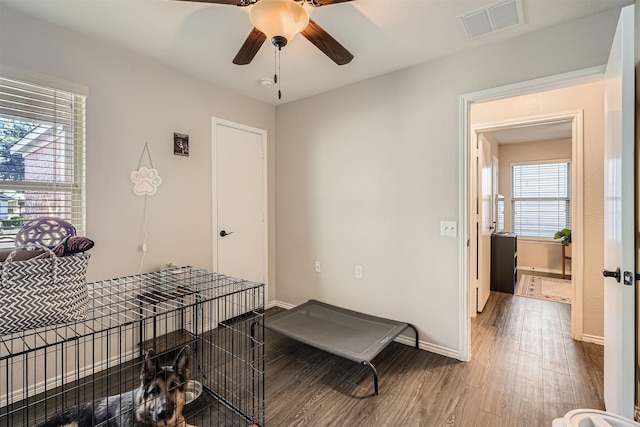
[[0, 267, 265, 426]]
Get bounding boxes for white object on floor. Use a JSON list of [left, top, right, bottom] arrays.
[[551, 409, 640, 427]]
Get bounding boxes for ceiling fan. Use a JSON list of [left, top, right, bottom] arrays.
[[176, 0, 355, 66]]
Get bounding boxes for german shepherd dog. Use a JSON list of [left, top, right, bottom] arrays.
[[36, 346, 196, 427]]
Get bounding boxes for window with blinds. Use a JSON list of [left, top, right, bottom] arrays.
[[511, 161, 571, 239], [0, 76, 86, 247]]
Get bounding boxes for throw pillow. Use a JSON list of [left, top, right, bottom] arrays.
[[36, 236, 95, 259]]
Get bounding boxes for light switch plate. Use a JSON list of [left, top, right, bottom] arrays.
[[440, 221, 458, 237]]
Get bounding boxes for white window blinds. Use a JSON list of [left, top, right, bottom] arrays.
[[0, 76, 86, 245], [511, 162, 570, 239]]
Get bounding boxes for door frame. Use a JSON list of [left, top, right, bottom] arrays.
[[469, 112, 584, 326], [211, 117, 269, 289], [459, 65, 603, 361]]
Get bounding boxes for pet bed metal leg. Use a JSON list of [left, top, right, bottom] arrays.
[[407, 323, 419, 348], [362, 361, 379, 396]]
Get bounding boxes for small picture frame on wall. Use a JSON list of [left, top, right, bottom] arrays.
[[173, 133, 189, 157]]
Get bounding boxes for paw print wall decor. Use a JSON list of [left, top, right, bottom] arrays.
[[130, 166, 162, 196], [131, 142, 162, 196]]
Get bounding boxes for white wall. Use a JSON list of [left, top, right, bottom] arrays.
[[275, 9, 620, 356], [0, 6, 277, 300]]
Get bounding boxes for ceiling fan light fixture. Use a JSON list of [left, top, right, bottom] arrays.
[[250, 0, 309, 48]]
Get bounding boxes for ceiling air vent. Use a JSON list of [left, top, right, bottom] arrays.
[[459, 0, 523, 39]]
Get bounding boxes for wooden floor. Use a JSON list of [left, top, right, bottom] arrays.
[[264, 292, 604, 426]]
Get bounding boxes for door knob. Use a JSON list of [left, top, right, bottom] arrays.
[[602, 267, 621, 283], [220, 230, 234, 237]]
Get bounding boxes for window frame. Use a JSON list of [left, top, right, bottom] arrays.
[[0, 66, 87, 244], [510, 158, 571, 241]]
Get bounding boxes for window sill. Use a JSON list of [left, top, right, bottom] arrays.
[[516, 237, 558, 245]]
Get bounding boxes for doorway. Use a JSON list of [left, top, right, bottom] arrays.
[[470, 110, 584, 339], [459, 67, 605, 361], [471, 114, 583, 308]]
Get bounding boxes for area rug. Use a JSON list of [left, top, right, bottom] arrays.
[[516, 274, 572, 304]]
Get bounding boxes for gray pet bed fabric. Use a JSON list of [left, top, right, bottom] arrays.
[[263, 299, 418, 395]]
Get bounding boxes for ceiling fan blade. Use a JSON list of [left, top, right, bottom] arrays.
[[301, 19, 353, 65], [311, 0, 354, 5], [174, 0, 252, 6], [233, 28, 267, 65]]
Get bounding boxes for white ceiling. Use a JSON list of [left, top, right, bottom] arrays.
[[2, 0, 633, 105]]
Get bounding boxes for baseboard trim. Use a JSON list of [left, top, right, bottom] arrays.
[[268, 300, 463, 360], [581, 334, 604, 346], [265, 299, 280, 309], [518, 265, 569, 276], [395, 335, 461, 360], [271, 300, 295, 310]]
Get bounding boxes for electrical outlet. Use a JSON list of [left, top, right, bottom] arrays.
[[440, 221, 458, 237], [315, 261, 321, 273], [355, 265, 363, 279]]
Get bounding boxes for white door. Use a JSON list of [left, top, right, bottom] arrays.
[[603, 5, 635, 418], [476, 134, 493, 312], [213, 119, 267, 285]]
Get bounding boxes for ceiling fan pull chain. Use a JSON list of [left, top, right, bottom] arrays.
[[273, 46, 278, 85], [277, 46, 282, 99], [273, 45, 282, 100]]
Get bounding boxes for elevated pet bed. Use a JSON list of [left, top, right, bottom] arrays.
[[259, 299, 418, 395]]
